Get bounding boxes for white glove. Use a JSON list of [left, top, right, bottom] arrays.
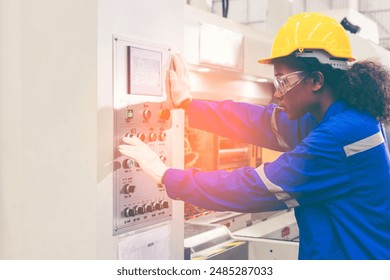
[[168, 53, 192, 108], [118, 135, 169, 185]]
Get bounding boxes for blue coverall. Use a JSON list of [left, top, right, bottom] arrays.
[[164, 99, 390, 259]]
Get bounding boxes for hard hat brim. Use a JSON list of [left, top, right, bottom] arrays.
[[257, 53, 356, 65], [257, 57, 273, 64]]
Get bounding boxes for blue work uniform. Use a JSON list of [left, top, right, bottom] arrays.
[[164, 99, 390, 259]]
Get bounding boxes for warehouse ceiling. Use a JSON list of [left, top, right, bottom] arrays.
[[359, 1, 390, 50], [297, 0, 390, 50], [194, 0, 390, 50]]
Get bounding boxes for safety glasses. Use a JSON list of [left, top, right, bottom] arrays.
[[273, 71, 307, 96]]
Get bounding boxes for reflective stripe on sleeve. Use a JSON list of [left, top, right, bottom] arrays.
[[343, 131, 384, 157], [255, 164, 300, 208], [271, 107, 290, 151]]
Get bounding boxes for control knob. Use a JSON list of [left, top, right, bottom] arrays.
[[143, 109, 152, 120], [137, 132, 146, 142], [159, 131, 167, 141], [122, 159, 134, 169], [124, 184, 136, 194], [152, 202, 161, 211], [161, 200, 169, 209], [135, 205, 144, 215], [124, 207, 136, 217], [145, 204, 154, 213], [149, 132, 157, 142], [159, 156, 167, 164]]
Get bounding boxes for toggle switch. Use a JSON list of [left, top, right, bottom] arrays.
[[125, 109, 134, 120]]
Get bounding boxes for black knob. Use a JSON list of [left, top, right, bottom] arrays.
[[124, 184, 136, 194], [136, 206, 144, 215], [124, 207, 136, 217], [153, 202, 161, 211], [122, 159, 134, 169], [161, 200, 169, 209], [145, 204, 154, 213]]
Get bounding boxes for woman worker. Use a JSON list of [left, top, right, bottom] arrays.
[[119, 12, 390, 259]]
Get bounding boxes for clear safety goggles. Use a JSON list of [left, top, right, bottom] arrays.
[[273, 70, 307, 97]]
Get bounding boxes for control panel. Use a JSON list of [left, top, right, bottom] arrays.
[[113, 36, 173, 235]]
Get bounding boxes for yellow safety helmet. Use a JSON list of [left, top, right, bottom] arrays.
[[258, 12, 355, 66]]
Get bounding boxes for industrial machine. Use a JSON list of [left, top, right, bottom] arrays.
[[112, 36, 174, 234], [109, 30, 186, 259]]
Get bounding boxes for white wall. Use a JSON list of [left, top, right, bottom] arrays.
[[0, 0, 185, 259], [0, 0, 98, 259], [0, 0, 23, 259]]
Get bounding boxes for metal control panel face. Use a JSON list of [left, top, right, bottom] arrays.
[[113, 36, 172, 235]]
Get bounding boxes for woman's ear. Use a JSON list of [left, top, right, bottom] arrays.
[[311, 71, 324, 92]]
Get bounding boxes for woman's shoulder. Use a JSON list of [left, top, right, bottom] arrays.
[[322, 106, 381, 146]]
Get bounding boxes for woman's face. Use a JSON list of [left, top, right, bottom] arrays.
[[273, 62, 317, 120]]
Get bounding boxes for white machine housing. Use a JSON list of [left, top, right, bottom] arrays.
[[0, 0, 186, 260]]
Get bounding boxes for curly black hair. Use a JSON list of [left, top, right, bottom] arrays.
[[338, 60, 390, 125], [276, 55, 390, 125]]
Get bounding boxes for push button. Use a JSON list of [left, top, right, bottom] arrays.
[[159, 109, 171, 121]]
